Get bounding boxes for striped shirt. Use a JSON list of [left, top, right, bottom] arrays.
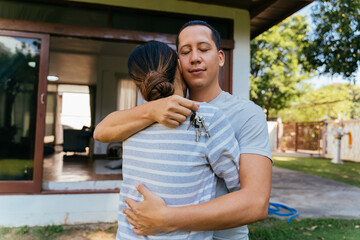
[[116, 102, 240, 240]]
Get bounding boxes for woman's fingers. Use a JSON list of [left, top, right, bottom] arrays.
[[175, 104, 193, 118], [152, 95, 199, 127], [175, 95, 199, 113]]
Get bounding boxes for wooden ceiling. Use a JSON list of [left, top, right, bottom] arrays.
[[185, 0, 314, 39]]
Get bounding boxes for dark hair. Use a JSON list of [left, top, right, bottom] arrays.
[[128, 41, 177, 101], [176, 20, 221, 51]]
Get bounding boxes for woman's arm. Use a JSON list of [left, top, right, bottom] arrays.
[[93, 95, 198, 142], [123, 153, 272, 235]]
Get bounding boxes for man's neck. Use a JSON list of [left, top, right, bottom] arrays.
[[189, 86, 222, 103]]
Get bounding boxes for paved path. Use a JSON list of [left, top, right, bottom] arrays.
[[270, 167, 360, 219]]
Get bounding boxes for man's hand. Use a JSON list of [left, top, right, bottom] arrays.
[[123, 184, 171, 235], [151, 95, 199, 127], [123, 155, 271, 233]]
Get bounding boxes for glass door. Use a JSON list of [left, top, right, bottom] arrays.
[[0, 30, 49, 193]]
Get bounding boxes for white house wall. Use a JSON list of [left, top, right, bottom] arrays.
[[69, 0, 251, 98], [0, 193, 119, 227]]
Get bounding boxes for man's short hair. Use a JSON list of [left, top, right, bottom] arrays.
[[176, 20, 221, 51]]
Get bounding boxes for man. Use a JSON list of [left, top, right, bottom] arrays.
[[94, 20, 272, 240]]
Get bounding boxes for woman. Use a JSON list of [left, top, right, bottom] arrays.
[[117, 41, 240, 240]]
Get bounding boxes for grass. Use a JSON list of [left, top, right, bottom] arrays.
[[0, 225, 67, 240], [1, 220, 359, 240], [249, 218, 360, 240], [273, 156, 360, 187], [0, 223, 117, 240]]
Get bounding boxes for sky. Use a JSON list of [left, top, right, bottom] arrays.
[[294, 2, 360, 89]]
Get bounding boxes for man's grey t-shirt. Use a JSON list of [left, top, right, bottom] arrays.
[[210, 91, 272, 240]]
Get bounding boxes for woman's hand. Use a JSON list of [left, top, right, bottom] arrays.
[[150, 95, 198, 128], [123, 184, 173, 235]]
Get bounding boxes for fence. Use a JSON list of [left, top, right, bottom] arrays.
[[268, 120, 360, 163], [277, 121, 324, 154]]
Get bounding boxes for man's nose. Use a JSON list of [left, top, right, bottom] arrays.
[[190, 51, 201, 64]]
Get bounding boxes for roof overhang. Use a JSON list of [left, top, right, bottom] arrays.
[[185, 0, 314, 39]]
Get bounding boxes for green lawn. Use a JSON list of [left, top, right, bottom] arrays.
[[273, 156, 360, 187], [0, 223, 117, 240], [1, 220, 359, 240], [249, 218, 360, 240]]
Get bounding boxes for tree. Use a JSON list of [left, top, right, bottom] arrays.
[[305, 0, 360, 83], [250, 15, 315, 120], [277, 83, 360, 122]]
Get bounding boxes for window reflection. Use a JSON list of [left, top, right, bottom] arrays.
[[0, 36, 40, 180]]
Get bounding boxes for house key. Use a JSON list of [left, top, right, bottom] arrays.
[[188, 111, 211, 142], [197, 116, 210, 138], [187, 111, 196, 130]]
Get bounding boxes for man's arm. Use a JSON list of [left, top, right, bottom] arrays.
[[93, 95, 198, 142], [124, 153, 272, 235]]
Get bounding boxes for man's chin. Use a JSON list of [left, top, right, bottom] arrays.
[[185, 79, 206, 87], [187, 83, 205, 90]]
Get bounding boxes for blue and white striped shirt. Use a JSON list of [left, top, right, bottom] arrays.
[[117, 102, 240, 240]]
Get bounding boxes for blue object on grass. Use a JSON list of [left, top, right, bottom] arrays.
[[268, 202, 299, 223]]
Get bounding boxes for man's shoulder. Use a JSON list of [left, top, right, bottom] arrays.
[[213, 91, 264, 117]]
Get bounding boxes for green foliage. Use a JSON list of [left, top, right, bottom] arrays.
[[273, 156, 360, 187], [249, 218, 360, 240], [250, 15, 315, 120], [105, 225, 117, 233], [0, 227, 11, 236], [0, 223, 116, 240], [278, 83, 360, 122], [305, 0, 360, 82], [32, 225, 64, 240], [15, 226, 29, 235], [348, 84, 360, 118]]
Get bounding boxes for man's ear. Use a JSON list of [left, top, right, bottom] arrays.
[[218, 50, 225, 67], [177, 59, 183, 73]]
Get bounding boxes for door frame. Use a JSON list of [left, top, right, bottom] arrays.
[[0, 30, 49, 193]]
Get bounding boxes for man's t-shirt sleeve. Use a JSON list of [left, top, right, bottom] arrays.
[[237, 102, 272, 161]]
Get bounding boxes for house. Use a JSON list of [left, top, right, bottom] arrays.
[[0, 0, 313, 227]]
